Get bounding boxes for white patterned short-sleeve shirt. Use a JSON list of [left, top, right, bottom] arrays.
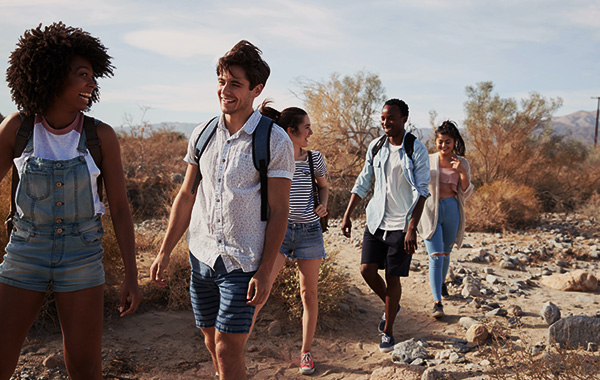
[[184, 110, 294, 272]]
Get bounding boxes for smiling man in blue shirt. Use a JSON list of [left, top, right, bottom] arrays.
[[341, 98, 430, 353]]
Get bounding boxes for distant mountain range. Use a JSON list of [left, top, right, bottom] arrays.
[[552, 110, 598, 145], [152, 110, 599, 146]]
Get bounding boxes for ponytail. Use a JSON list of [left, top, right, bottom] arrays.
[[436, 120, 465, 156], [258, 99, 307, 134]]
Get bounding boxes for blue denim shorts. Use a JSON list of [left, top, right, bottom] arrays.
[[189, 254, 257, 334], [280, 221, 326, 260], [0, 216, 105, 292]]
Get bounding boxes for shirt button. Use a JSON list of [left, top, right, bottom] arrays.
[[56, 219, 63, 224], [226, 141, 230, 144], [222, 159, 225, 162], [218, 179, 221, 182], [216, 199, 220, 202], [56, 228, 63, 234], [217, 219, 220, 222], [218, 239, 222, 243], [56, 182, 63, 188], [56, 201, 63, 206]]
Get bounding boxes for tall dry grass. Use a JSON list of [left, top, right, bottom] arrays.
[[117, 123, 188, 220]]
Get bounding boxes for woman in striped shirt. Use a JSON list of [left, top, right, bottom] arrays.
[[259, 102, 329, 375]]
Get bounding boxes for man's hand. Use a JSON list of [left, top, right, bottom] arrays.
[[150, 252, 170, 288], [404, 227, 418, 255], [341, 215, 352, 238], [246, 270, 272, 306]]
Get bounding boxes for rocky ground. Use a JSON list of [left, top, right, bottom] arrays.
[[9, 213, 600, 380]]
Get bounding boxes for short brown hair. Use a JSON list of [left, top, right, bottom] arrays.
[[216, 40, 270, 90]]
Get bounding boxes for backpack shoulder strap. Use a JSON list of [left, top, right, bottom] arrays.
[[307, 150, 320, 206], [371, 134, 388, 158], [191, 116, 219, 195], [7, 113, 35, 234], [82, 116, 104, 201], [252, 115, 274, 221], [13, 113, 34, 158], [404, 132, 416, 160]]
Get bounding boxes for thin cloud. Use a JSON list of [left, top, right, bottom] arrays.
[[123, 28, 236, 59]]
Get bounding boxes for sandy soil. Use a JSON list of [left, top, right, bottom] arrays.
[[10, 215, 600, 380]]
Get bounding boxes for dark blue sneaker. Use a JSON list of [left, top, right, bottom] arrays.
[[379, 333, 395, 352], [378, 305, 401, 332]]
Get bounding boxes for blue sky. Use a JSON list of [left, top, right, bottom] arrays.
[[1, 0, 598, 130]]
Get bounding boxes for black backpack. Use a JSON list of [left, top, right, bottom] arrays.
[[5, 114, 103, 236], [371, 132, 416, 160], [191, 115, 274, 221]]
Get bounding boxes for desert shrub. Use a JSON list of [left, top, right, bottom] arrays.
[[483, 328, 600, 380], [297, 71, 386, 216], [117, 122, 188, 221], [0, 176, 10, 252], [270, 250, 349, 320], [465, 180, 541, 232], [141, 238, 192, 311], [577, 191, 600, 223]]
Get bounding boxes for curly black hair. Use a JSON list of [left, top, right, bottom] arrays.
[[6, 22, 114, 116]]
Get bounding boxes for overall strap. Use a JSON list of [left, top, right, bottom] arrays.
[[83, 116, 104, 201], [7, 114, 35, 235], [307, 150, 320, 207], [191, 116, 219, 195], [252, 115, 273, 221]]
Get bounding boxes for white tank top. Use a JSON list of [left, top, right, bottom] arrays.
[[13, 113, 105, 216]]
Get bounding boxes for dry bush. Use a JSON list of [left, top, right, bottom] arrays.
[[483, 327, 600, 380], [141, 235, 192, 311], [298, 71, 386, 217], [117, 122, 188, 221], [270, 250, 349, 320], [465, 180, 541, 232], [0, 176, 10, 251], [577, 191, 600, 222]]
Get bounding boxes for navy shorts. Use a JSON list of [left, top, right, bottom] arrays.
[[361, 227, 412, 277], [189, 253, 256, 334]]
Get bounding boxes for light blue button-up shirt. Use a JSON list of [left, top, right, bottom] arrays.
[[351, 131, 431, 235]]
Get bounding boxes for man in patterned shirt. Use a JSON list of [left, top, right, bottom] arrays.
[[150, 41, 294, 380]]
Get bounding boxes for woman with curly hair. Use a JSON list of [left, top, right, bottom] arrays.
[[418, 121, 473, 318], [0, 23, 141, 379]]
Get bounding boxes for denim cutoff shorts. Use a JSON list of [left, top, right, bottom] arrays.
[[280, 221, 326, 260], [0, 215, 105, 292], [189, 254, 257, 334]]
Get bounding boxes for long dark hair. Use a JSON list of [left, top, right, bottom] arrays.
[[435, 120, 465, 156], [259, 100, 307, 134]]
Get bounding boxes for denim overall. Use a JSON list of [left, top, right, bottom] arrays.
[[0, 127, 105, 292]]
